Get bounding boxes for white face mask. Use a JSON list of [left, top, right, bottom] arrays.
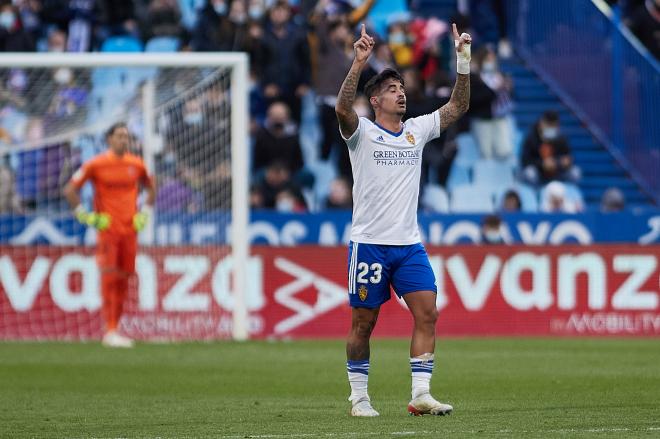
[[483, 230, 503, 244], [54, 68, 72, 85], [276, 197, 295, 212]]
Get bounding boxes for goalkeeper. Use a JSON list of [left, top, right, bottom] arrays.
[[64, 122, 156, 348]]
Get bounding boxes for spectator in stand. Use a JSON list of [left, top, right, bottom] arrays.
[[387, 16, 414, 68], [481, 214, 504, 244], [500, 189, 522, 212], [0, 3, 35, 51], [469, 46, 514, 160], [44, 67, 89, 134], [625, 0, 660, 59], [275, 187, 307, 213], [601, 187, 626, 212], [253, 101, 312, 187], [249, 183, 265, 209], [521, 111, 581, 185], [409, 17, 452, 88], [140, 0, 183, 41], [193, 0, 237, 51], [467, 0, 512, 58], [311, 10, 353, 176], [402, 68, 457, 188], [255, 160, 307, 210], [0, 150, 21, 213], [98, 0, 139, 39], [324, 176, 352, 209], [261, 0, 310, 122], [540, 181, 582, 213], [155, 159, 202, 213], [247, 0, 266, 22], [47, 28, 68, 52]]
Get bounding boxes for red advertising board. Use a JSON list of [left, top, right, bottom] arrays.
[[0, 245, 659, 340]]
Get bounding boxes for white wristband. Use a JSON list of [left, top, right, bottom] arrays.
[[457, 59, 470, 75]]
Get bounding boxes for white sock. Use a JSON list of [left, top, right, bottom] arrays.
[[410, 353, 434, 399], [347, 359, 369, 404]]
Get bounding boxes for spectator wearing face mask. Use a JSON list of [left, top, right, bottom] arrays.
[[0, 3, 35, 51], [521, 111, 581, 185], [192, 0, 247, 51], [255, 160, 307, 210], [481, 214, 505, 244], [253, 101, 305, 178], [469, 46, 514, 160]]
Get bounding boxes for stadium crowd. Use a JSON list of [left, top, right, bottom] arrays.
[[0, 0, 643, 215]]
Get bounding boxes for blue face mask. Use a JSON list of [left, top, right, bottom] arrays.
[[0, 12, 16, 30], [214, 2, 227, 15], [389, 32, 406, 45], [184, 112, 203, 125], [248, 6, 264, 20], [542, 127, 559, 140]]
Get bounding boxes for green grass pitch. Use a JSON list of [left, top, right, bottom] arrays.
[[1, 338, 659, 438]]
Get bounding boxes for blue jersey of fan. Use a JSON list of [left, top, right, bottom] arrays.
[[342, 111, 442, 307]]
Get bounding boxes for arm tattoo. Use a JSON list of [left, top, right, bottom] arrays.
[[439, 73, 470, 131], [335, 62, 363, 138]]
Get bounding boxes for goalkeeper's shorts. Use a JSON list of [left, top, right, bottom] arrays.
[[97, 232, 138, 273]]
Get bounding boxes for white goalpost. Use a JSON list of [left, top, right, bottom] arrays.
[[0, 53, 249, 341]]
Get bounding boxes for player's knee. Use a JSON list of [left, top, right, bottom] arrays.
[[352, 316, 377, 339], [415, 307, 438, 327]]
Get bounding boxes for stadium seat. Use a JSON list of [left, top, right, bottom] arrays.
[[472, 159, 515, 190], [421, 184, 449, 213], [145, 36, 181, 52], [450, 185, 495, 213], [454, 133, 480, 168], [446, 163, 471, 192], [101, 36, 143, 53]]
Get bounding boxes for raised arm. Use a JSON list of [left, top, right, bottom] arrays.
[[439, 24, 472, 131], [335, 24, 374, 139]]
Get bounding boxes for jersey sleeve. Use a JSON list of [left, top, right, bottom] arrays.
[[69, 161, 93, 189], [412, 110, 442, 144], [340, 117, 367, 151]]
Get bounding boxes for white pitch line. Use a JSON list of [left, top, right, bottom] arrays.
[[216, 426, 660, 439]]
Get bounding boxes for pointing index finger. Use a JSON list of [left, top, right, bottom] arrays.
[[361, 23, 366, 37]]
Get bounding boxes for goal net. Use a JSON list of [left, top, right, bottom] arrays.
[[0, 53, 249, 341]]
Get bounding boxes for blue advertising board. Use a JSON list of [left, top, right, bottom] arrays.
[[1, 210, 660, 246]]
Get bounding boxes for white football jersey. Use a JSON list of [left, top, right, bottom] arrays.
[[343, 111, 441, 245]]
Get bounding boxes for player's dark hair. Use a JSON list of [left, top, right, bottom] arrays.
[[364, 68, 404, 100], [542, 111, 559, 124], [105, 122, 128, 139]]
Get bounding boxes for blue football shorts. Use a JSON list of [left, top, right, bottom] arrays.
[[347, 241, 437, 308]]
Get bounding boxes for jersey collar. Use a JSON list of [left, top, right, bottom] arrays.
[[374, 121, 404, 137]]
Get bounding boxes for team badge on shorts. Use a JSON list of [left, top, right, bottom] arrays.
[[405, 131, 415, 145], [358, 285, 368, 302]]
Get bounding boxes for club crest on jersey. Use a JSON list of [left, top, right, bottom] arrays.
[[405, 131, 415, 145], [358, 285, 368, 302]]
